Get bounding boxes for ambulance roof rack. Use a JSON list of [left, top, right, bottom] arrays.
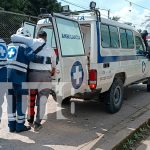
[[38, 8, 52, 19], [61, 1, 101, 22]]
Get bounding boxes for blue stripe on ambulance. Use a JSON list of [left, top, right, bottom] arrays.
[[96, 21, 147, 63]]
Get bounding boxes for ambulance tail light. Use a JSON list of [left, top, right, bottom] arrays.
[[54, 48, 59, 65], [89, 69, 97, 90]]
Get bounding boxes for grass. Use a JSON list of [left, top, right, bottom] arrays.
[[113, 119, 150, 150]]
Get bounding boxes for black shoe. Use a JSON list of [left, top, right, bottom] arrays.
[[34, 122, 42, 132], [9, 129, 16, 133], [16, 126, 31, 133], [27, 115, 34, 124]]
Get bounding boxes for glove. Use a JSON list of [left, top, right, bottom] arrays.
[[45, 57, 51, 64]]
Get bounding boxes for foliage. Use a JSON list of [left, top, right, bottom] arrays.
[[0, 0, 61, 16]]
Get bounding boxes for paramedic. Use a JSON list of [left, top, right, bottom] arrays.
[[11, 30, 56, 131], [141, 30, 148, 51], [0, 38, 7, 123], [7, 28, 49, 132]]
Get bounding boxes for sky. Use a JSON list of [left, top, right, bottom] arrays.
[[58, 0, 150, 30]]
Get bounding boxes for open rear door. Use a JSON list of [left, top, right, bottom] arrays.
[[52, 13, 88, 99], [24, 22, 36, 38]]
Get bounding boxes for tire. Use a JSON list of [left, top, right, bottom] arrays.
[[62, 97, 71, 105], [105, 78, 124, 114], [147, 84, 150, 92]]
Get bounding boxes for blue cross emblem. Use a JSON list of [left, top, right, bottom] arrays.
[[8, 47, 17, 59], [0, 44, 7, 59], [71, 61, 84, 89]]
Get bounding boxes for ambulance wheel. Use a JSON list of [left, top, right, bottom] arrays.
[[105, 78, 124, 114], [62, 97, 71, 105], [147, 84, 150, 92]]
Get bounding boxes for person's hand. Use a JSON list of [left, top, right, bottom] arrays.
[[51, 68, 56, 76]]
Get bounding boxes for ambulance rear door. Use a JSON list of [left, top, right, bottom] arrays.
[[52, 13, 88, 98]]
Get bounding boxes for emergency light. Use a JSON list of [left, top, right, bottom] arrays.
[[62, 5, 70, 12], [40, 8, 48, 14]]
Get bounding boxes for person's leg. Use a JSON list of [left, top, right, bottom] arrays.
[[7, 89, 16, 132], [0, 90, 4, 123], [14, 84, 31, 132], [27, 71, 38, 124], [27, 89, 38, 124], [34, 89, 50, 131], [0, 81, 7, 123]]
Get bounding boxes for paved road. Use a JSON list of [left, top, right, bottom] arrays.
[[0, 84, 150, 150]]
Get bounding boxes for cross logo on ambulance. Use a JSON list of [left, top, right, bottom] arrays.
[[0, 44, 7, 59], [71, 61, 84, 89]]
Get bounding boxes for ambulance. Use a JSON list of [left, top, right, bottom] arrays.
[[24, 2, 150, 113]]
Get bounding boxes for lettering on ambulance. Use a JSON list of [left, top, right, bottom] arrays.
[[62, 34, 80, 40], [0, 44, 7, 59], [71, 61, 84, 89], [77, 16, 85, 21]]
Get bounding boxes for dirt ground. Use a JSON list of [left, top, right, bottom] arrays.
[[0, 84, 150, 150]]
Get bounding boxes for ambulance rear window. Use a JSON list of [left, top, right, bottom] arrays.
[[56, 17, 85, 56]]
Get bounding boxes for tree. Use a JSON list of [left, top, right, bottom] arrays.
[[0, 0, 61, 16], [142, 16, 150, 33]]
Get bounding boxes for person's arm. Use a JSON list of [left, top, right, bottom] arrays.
[[24, 47, 45, 63], [11, 34, 33, 47], [50, 49, 57, 76]]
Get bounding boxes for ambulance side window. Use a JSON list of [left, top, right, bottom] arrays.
[[109, 25, 120, 48], [101, 24, 111, 48], [135, 36, 144, 53], [126, 30, 134, 49], [120, 28, 128, 49]]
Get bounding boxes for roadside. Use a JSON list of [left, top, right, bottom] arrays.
[[136, 136, 150, 150], [0, 84, 150, 150]]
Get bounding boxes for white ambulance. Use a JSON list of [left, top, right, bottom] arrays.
[[25, 4, 150, 113]]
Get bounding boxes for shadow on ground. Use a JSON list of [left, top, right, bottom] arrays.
[[0, 84, 149, 150]]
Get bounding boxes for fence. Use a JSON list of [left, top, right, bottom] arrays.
[[0, 10, 38, 44]]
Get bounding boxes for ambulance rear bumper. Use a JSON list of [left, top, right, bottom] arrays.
[[72, 88, 102, 100]]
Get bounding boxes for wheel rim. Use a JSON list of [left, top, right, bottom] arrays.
[[113, 86, 121, 104]]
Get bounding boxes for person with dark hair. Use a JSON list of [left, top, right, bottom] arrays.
[[11, 30, 56, 131], [27, 31, 56, 131], [141, 30, 149, 51]]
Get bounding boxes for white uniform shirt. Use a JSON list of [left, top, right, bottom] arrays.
[[11, 35, 56, 71]]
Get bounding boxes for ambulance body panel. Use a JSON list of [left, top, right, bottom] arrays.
[[24, 10, 150, 113]]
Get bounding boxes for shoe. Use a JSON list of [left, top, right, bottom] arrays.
[[28, 122, 34, 127], [34, 122, 42, 132], [9, 129, 16, 133], [16, 126, 31, 133], [27, 115, 34, 124]]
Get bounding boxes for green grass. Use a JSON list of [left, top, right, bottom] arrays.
[[113, 119, 150, 150]]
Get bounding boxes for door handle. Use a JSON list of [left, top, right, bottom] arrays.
[[103, 63, 110, 68]]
